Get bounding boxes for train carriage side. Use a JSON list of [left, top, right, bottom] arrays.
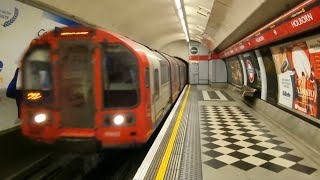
[[160, 53, 180, 103], [152, 52, 171, 117], [95, 30, 178, 146], [94, 32, 154, 146], [175, 58, 187, 91], [130, 45, 171, 128]]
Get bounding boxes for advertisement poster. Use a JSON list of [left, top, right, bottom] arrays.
[[226, 56, 243, 86], [0, 0, 79, 131], [271, 35, 320, 118], [241, 51, 261, 90]]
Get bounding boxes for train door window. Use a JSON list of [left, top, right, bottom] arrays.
[[154, 69, 159, 99], [102, 44, 139, 108], [145, 68, 150, 88]]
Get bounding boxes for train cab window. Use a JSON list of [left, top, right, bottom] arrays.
[[24, 46, 52, 91], [23, 45, 52, 105], [102, 44, 139, 108]]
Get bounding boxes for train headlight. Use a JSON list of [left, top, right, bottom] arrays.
[[104, 114, 136, 127], [34, 113, 47, 123], [113, 115, 125, 125]]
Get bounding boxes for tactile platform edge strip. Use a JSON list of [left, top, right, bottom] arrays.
[[179, 86, 203, 180]]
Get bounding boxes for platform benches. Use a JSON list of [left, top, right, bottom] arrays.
[[232, 84, 257, 98], [232, 84, 242, 91], [241, 85, 257, 98]]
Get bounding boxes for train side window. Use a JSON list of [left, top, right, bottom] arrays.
[[159, 60, 169, 84], [145, 68, 150, 88], [154, 69, 159, 99]]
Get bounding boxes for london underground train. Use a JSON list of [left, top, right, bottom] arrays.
[[20, 27, 187, 148]]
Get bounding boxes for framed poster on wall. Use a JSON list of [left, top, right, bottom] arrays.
[[241, 51, 262, 90], [226, 56, 243, 86], [270, 34, 320, 118]]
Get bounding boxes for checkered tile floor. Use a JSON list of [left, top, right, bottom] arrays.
[[200, 105, 317, 174], [201, 90, 234, 101]]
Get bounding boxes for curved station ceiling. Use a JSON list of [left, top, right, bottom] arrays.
[[19, 0, 305, 54]]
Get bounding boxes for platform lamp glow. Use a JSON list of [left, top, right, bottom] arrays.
[[174, 0, 189, 42]]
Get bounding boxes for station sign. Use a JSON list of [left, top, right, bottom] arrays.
[[190, 47, 198, 54], [219, 0, 320, 59], [0, 60, 3, 72]]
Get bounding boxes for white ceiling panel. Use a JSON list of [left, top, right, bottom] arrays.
[[18, 0, 305, 53], [184, 0, 214, 43], [204, 0, 264, 51]]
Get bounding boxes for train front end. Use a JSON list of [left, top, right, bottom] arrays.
[[20, 27, 152, 148]]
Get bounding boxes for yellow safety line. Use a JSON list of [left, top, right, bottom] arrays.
[[155, 85, 191, 180]]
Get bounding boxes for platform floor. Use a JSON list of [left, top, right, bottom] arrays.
[[134, 84, 320, 180]]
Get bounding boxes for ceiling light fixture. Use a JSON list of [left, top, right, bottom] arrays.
[[196, 28, 204, 33], [196, 35, 203, 39], [197, 6, 211, 17], [196, 25, 205, 33], [196, 25, 205, 30], [197, 11, 208, 17], [174, 0, 189, 42], [198, 6, 211, 14]]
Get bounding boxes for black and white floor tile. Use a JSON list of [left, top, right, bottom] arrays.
[[200, 105, 317, 174], [201, 90, 234, 101]]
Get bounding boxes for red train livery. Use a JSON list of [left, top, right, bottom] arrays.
[[20, 27, 187, 148]]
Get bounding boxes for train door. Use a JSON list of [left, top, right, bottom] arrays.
[[57, 40, 95, 128], [147, 60, 156, 123], [148, 57, 161, 122], [153, 66, 162, 121]]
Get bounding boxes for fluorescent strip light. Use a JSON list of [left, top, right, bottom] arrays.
[[174, 0, 189, 42], [178, 10, 184, 19], [182, 25, 187, 33], [175, 0, 181, 9], [181, 19, 185, 27]]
